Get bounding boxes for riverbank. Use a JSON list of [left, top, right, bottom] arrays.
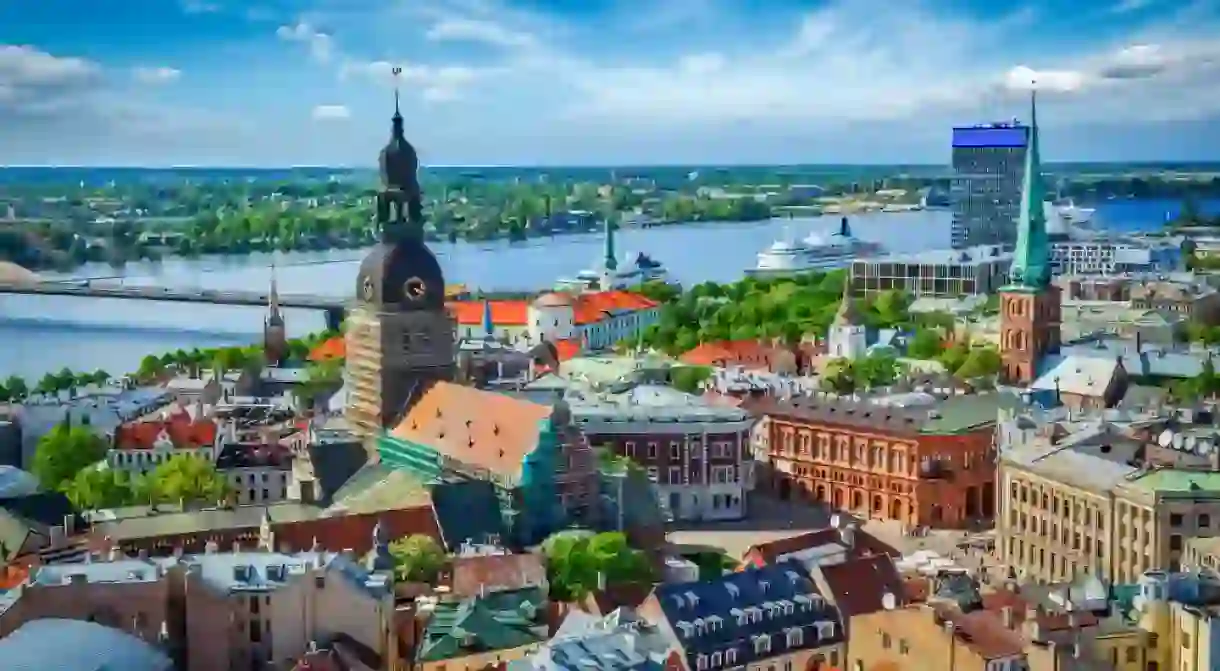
[[0, 197, 1213, 381]]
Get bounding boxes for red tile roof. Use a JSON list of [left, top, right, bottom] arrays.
[[114, 411, 218, 450], [817, 555, 905, 619], [553, 339, 582, 362], [308, 336, 345, 362], [743, 527, 900, 566], [450, 553, 546, 598], [945, 607, 1027, 660], [274, 506, 441, 555], [446, 291, 657, 327], [980, 588, 1099, 632], [389, 382, 554, 478], [448, 300, 530, 326]]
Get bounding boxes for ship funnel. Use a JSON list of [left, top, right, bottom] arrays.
[[840, 216, 851, 237]]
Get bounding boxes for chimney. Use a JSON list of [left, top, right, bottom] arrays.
[[1001, 606, 1014, 629], [231, 541, 242, 554], [48, 525, 65, 550], [137, 548, 149, 561], [838, 525, 856, 549], [63, 514, 74, 537], [205, 540, 219, 554], [172, 546, 184, 559]]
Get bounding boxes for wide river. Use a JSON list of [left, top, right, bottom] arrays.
[[0, 198, 1213, 381]]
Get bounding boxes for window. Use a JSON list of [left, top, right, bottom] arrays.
[[899, 639, 909, 654], [250, 597, 260, 614], [625, 441, 636, 457], [647, 467, 659, 482], [647, 442, 658, 458], [1170, 513, 1184, 527], [881, 632, 891, 648], [669, 467, 682, 484], [670, 442, 681, 459], [1200, 514, 1211, 528], [249, 620, 261, 642]]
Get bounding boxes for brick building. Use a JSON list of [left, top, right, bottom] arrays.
[[754, 394, 999, 529]]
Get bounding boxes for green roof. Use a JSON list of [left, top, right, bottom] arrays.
[[919, 394, 1003, 434], [417, 586, 547, 662], [1128, 469, 1220, 495]]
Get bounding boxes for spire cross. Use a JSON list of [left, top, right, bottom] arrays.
[[391, 66, 403, 116]]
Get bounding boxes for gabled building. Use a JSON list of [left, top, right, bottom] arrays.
[[739, 518, 899, 571], [639, 560, 847, 671], [510, 607, 678, 671], [416, 586, 549, 671], [448, 290, 661, 352], [378, 382, 599, 546], [110, 404, 220, 473]]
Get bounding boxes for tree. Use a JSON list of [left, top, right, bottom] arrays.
[[669, 366, 711, 393], [137, 355, 163, 381], [63, 468, 135, 510], [954, 347, 1002, 379], [90, 369, 111, 387], [543, 531, 654, 601], [146, 454, 230, 504], [388, 534, 446, 583], [907, 329, 944, 360], [938, 340, 971, 374], [31, 421, 109, 490], [36, 372, 61, 398], [4, 375, 27, 401]]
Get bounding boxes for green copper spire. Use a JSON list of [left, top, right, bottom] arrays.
[[1008, 88, 1051, 290], [603, 216, 617, 271]]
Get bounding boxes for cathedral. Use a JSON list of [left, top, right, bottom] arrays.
[[998, 90, 1061, 385], [344, 91, 456, 438]]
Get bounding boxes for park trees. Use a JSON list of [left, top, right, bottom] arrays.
[[145, 454, 230, 505], [388, 535, 447, 583], [63, 468, 136, 510], [31, 419, 109, 490], [542, 531, 655, 601]]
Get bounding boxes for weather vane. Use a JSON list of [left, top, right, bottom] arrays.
[[392, 65, 403, 113]]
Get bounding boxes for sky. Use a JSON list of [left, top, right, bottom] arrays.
[[2, 0, 1220, 166]]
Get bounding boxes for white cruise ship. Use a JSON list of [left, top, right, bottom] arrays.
[[555, 252, 670, 291], [748, 217, 884, 278]]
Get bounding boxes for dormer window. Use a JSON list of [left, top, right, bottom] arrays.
[[711, 652, 722, 667], [785, 626, 804, 647], [726, 649, 738, 665], [696, 653, 707, 671]]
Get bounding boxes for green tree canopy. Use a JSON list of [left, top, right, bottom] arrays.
[[31, 421, 109, 490], [388, 534, 447, 583], [907, 329, 944, 360], [543, 531, 655, 601], [63, 467, 136, 510], [669, 366, 712, 393], [146, 454, 230, 505], [954, 347, 1003, 379]]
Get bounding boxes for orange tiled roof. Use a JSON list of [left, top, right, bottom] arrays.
[[114, 412, 218, 450], [448, 300, 530, 326], [390, 381, 554, 477], [308, 336, 345, 361], [447, 291, 658, 327], [0, 564, 29, 590], [679, 339, 779, 367], [553, 338, 582, 362]]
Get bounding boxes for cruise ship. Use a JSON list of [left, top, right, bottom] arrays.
[[555, 252, 670, 291], [748, 217, 884, 278]]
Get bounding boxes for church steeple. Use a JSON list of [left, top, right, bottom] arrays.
[[266, 263, 283, 327], [1008, 89, 1050, 289], [602, 217, 617, 272]]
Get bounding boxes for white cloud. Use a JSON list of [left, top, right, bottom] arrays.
[[425, 17, 536, 49], [132, 66, 182, 85], [276, 21, 334, 64], [181, 0, 220, 14], [342, 60, 484, 104], [0, 45, 101, 117], [311, 104, 350, 120]]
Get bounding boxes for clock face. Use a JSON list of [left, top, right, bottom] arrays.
[[361, 276, 376, 301], [404, 276, 427, 301]]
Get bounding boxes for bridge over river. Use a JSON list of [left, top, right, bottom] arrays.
[[0, 280, 350, 331]]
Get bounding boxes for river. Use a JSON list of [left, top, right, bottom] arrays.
[[1, 197, 1217, 381]]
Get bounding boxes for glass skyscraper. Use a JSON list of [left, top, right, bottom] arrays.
[[949, 123, 1030, 249]]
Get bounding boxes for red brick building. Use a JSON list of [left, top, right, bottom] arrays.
[[754, 394, 998, 529]]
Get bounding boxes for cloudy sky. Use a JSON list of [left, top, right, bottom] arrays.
[[2, 0, 1219, 166]]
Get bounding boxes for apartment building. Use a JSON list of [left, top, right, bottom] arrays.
[[0, 548, 396, 671], [1129, 569, 1220, 671], [850, 245, 1013, 298], [997, 404, 1220, 585], [1049, 238, 1181, 276], [754, 393, 1000, 529], [949, 122, 1029, 249]]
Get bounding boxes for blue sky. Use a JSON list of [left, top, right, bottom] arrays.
[[2, 0, 1219, 166]]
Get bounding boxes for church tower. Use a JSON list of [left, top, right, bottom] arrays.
[[999, 89, 1060, 385], [263, 264, 287, 366], [345, 73, 455, 438], [600, 216, 618, 290], [827, 282, 867, 360]]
